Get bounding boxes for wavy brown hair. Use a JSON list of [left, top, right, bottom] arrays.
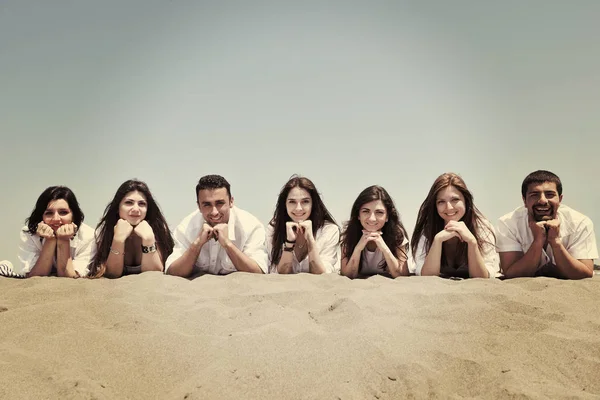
[[341, 185, 408, 272], [268, 175, 337, 265], [90, 179, 174, 278], [411, 173, 494, 266]]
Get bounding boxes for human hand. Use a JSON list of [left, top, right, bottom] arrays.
[[435, 229, 461, 243], [36, 222, 56, 239], [298, 220, 314, 242], [198, 223, 215, 246], [545, 219, 561, 245], [444, 221, 476, 244], [134, 220, 155, 243], [528, 214, 547, 244], [114, 219, 134, 242], [286, 221, 299, 242], [212, 223, 230, 247], [56, 223, 77, 241]]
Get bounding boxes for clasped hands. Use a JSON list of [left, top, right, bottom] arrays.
[[199, 223, 229, 247], [114, 219, 155, 242], [528, 214, 560, 245], [285, 220, 314, 243], [435, 221, 476, 244], [36, 222, 77, 241]]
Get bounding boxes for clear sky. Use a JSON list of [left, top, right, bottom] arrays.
[[1, 1, 598, 262]]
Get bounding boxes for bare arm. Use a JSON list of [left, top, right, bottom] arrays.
[[341, 244, 363, 279], [386, 245, 410, 278], [55, 238, 79, 278], [27, 238, 57, 277], [103, 239, 126, 278], [466, 241, 489, 278], [223, 241, 263, 273], [549, 241, 593, 279], [420, 235, 447, 276], [167, 239, 204, 277], [275, 249, 295, 274]]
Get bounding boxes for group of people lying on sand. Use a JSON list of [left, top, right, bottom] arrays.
[[1, 170, 597, 280]]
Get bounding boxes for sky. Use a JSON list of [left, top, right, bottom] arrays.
[[1, 1, 599, 263]]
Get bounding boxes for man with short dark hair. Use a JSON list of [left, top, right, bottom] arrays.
[[165, 175, 268, 277], [497, 170, 597, 279]]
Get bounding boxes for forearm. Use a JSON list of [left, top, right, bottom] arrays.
[[55, 239, 79, 278], [306, 240, 328, 274], [103, 239, 126, 278], [340, 249, 362, 278], [503, 241, 543, 278], [224, 242, 263, 274], [420, 239, 443, 276], [27, 240, 57, 277], [140, 239, 164, 273], [276, 251, 295, 274], [550, 242, 593, 279], [466, 241, 489, 278], [141, 252, 164, 272], [167, 242, 203, 277], [384, 247, 408, 278]]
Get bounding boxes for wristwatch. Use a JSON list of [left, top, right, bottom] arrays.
[[282, 242, 295, 252], [141, 243, 157, 253]]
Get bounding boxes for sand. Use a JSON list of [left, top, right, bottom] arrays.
[[1, 273, 599, 399]]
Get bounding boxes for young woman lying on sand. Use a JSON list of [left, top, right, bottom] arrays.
[[17, 186, 95, 277], [340, 185, 410, 279], [89, 179, 174, 278], [411, 173, 498, 279], [267, 175, 340, 274]]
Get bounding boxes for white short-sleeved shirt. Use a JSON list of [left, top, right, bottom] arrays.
[[16, 223, 96, 277], [357, 237, 409, 276], [165, 206, 268, 275], [413, 220, 499, 278], [266, 222, 340, 274], [496, 205, 598, 269]]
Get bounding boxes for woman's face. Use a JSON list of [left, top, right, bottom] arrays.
[[42, 199, 73, 231], [118, 190, 148, 226], [436, 186, 466, 224], [286, 187, 312, 222], [358, 200, 387, 232]]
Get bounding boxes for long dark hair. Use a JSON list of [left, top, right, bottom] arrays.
[[24, 186, 84, 235], [411, 173, 494, 266], [268, 175, 337, 265], [90, 179, 174, 277], [341, 185, 408, 272]]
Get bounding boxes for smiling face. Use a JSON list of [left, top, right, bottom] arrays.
[[286, 187, 312, 222], [119, 190, 148, 226], [436, 185, 466, 224], [524, 181, 562, 221], [198, 187, 233, 226], [42, 199, 73, 231], [358, 199, 387, 232]]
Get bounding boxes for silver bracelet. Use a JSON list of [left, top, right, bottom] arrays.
[[109, 247, 124, 255]]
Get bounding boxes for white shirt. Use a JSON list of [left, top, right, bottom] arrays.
[[496, 205, 598, 268], [16, 223, 96, 277], [266, 222, 340, 274], [358, 236, 409, 276], [165, 206, 268, 275], [413, 220, 499, 278]]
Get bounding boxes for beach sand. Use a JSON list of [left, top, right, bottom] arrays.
[[1, 273, 599, 399]]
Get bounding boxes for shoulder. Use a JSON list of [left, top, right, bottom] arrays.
[[177, 209, 203, 230], [558, 204, 594, 232], [317, 222, 340, 239], [76, 223, 95, 241], [232, 207, 264, 230], [19, 226, 34, 241], [498, 206, 527, 224]]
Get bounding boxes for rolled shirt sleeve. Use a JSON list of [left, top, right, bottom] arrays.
[[16, 230, 41, 275], [241, 222, 269, 274], [566, 218, 598, 260], [314, 223, 340, 274]]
